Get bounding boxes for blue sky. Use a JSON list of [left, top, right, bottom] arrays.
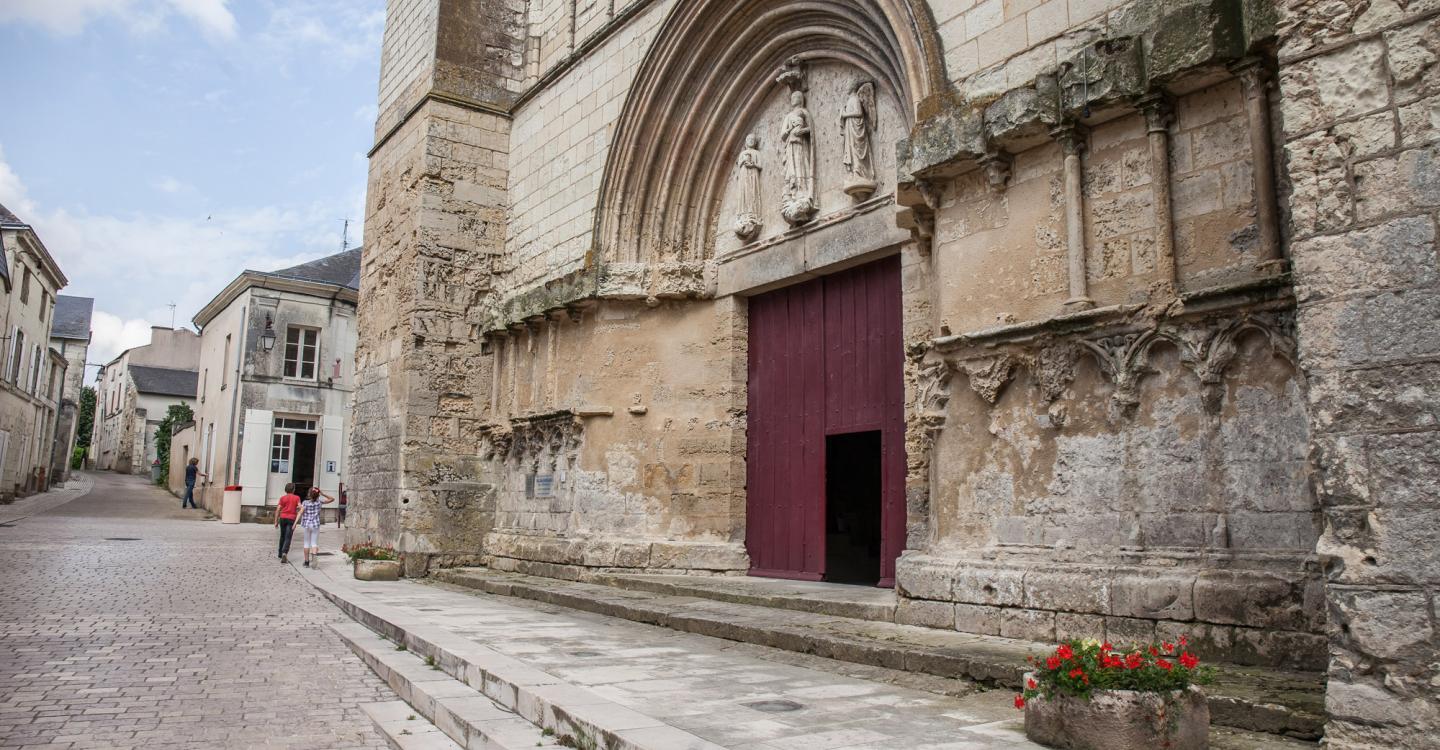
[[0, 0, 384, 377]]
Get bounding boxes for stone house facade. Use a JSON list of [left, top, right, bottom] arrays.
[[48, 294, 92, 484], [184, 249, 359, 519], [91, 327, 200, 475], [350, 0, 1440, 744], [0, 202, 68, 499]]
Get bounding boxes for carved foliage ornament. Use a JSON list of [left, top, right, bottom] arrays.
[[919, 312, 1296, 430], [480, 412, 584, 470]]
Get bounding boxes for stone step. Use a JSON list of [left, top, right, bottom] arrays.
[[319, 597, 728, 750], [334, 622, 564, 750], [589, 571, 899, 622], [432, 567, 1327, 741], [361, 701, 463, 750]]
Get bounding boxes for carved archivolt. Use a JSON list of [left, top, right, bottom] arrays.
[[919, 309, 1297, 429], [594, 0, 943, 265]]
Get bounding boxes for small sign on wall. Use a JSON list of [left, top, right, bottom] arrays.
[[325, 460, 337, 473], [526, 473, 556, 499]]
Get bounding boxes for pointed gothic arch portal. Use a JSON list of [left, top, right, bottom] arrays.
[[597, 0, 943, 586]]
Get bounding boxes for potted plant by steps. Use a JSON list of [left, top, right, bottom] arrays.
[[344, 542, 401, 581], [1016, 638, 1215, 750]]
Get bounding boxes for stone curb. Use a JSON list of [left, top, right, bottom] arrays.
[[300, 564, 726, 750], [434, 567, 1326, 741], [0, 472, 96, 525]]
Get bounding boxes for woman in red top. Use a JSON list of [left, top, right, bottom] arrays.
[[273, 483, 302, 563]]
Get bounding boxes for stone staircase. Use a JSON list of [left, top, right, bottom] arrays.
[[432, 567, 1327, 741]]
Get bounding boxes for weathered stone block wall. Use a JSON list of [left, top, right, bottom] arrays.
[[478, 296, 749, 576], [376, 0, 440, 135], [1277, 1, 1440, 743], [504, 0, 673, 296], [352, 0, 525, 574]]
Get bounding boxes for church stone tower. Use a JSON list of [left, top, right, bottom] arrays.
[[350, 0, 524, 574]]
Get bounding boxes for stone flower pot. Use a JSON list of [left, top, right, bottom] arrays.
[[1023, 681, 1209, 750], [353, 559, 402, 581]]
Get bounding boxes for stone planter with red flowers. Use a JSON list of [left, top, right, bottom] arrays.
[[1015, 638, 1214, 750]]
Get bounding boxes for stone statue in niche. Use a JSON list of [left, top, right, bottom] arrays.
[[779, 90, 818, 225], [733, 133, 763, 240], [840, 80, 878, 200]]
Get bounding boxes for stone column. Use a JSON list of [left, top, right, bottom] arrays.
[[350, 0, 525, 574], [1233, 59, 1282, 269], [1054, 126, 1093, 310], [1139, 94, 1178, 291], [1278, 5, 1440, 745]]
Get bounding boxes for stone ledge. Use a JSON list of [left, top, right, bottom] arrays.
[[482, 530, 749, 575], [895, 553, 1326, 670], [430, 566, 1327, 740]]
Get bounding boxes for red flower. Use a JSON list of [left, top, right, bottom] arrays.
[[1149, 647, 1159, 657], [1056, 644, 1074, 660], [1027, 678, 1038, 689], [1046, 656, 1062, 670], [1068, 667, 1085, 679], [1179, 636, 1189, 647], [1180, 652, 1199, 669], [1125, 652, 1144, 669], [1101, 642, 1114, 651], [1157, 659, 1174, 671], [1162, 642, 1175, 654], [1014, 695, 1026, 709]]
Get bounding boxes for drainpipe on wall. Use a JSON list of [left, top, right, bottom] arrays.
[[225, 305, 246, 485]]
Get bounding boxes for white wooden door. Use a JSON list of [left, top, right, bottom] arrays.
[[239, 409, 273, 505], [317, 415, 344, 494]]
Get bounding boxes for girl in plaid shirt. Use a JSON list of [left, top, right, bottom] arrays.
[[299, 487, 335, 567]]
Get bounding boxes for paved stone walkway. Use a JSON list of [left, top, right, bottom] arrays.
[[0, 472, 393, 750]]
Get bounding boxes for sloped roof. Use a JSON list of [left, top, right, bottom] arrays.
[[0, 202, 25, 228], [267, 247, 361, 290], [51, 295, 94, 340], [129, 365, 199, 398]]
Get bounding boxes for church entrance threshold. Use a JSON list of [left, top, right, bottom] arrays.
[[744, 256, 905, 586]]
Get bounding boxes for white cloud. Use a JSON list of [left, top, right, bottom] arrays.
[[258, 2, 385, 68], [0, 145, 365, 384], [152, 175, 192, 194], [164, 0, 235, 38], [0, 145, 37, 217], [0, 0, 235, 38], [87, 311, 159, 374]]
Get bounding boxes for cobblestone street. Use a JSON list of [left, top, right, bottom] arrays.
[[0, 473, 394, 749]]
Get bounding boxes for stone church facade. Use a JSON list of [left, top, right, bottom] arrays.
[[351, 0, 1440, 744]]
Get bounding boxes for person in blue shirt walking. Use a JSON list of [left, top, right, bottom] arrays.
[[182, 458, 206, 509]]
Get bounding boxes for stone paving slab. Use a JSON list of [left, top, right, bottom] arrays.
[[435, 567, 1327, 740], [0, 474, 94, 525], [300, 543, 1317, 749], [0, 472, 393, 750]]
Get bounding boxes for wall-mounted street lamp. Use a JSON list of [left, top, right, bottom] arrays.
[[260, 315, 277, 352]]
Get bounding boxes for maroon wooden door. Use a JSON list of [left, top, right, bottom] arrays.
[[745, 255, 905, 586]]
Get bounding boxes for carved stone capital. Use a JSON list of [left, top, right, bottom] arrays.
[[1137, 93, 1174, 134], [980, 149, 1013, 192], [1050, 124, 1088, 156]]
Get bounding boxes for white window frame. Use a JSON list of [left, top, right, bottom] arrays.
[[270, 432, 293, 474], [9, 329, 23, 384], [282, 326, 320, 381]]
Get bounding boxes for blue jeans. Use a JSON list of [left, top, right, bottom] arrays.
[[182, 483, 197, 508]]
